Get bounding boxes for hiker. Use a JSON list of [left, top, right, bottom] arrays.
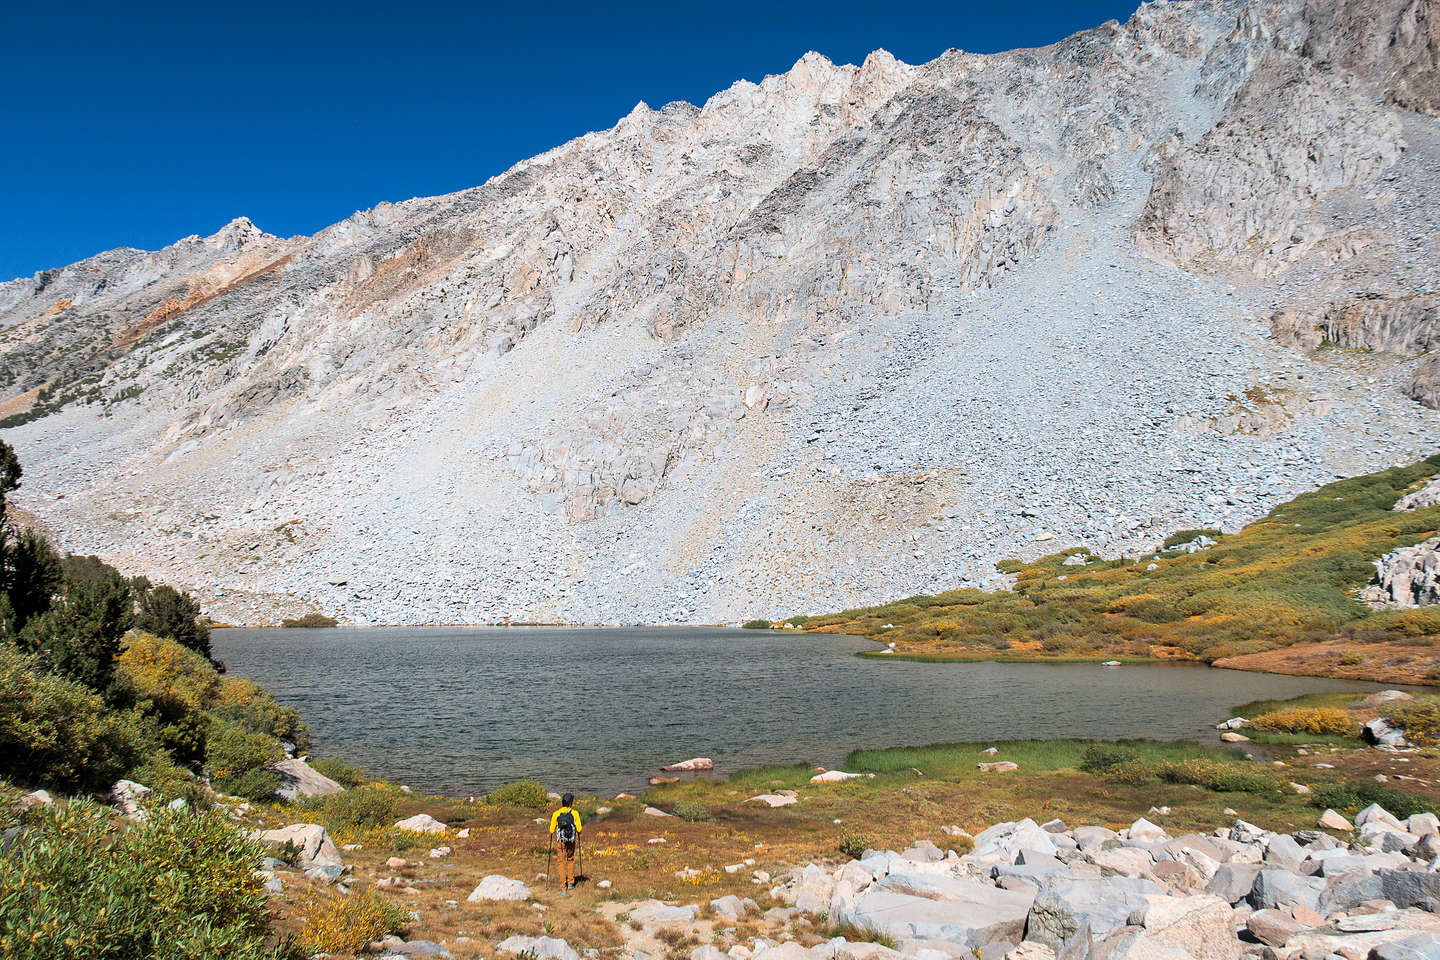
[[549, 792, 583, 889]]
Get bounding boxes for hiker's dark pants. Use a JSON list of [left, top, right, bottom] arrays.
[[559, 839, 577, 884]]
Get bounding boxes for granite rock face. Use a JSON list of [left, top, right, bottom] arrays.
[[3, 0, 1439, 626], [1369, 535, 1440, 607]]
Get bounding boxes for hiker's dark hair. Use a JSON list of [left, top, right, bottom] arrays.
[[562, 792, 574, 806]]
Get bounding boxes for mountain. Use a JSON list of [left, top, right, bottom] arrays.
[[2, 0, 1438, 626]]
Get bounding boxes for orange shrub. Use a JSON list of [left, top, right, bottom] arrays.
[[1251, 707, 1355, 736]]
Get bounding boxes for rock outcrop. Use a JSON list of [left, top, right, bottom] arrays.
[[1395, 476, 1440, 511], [1135, 53, 1403, 278], [1369, 535, 1440, 606], [1271, 295, 1440, 354]]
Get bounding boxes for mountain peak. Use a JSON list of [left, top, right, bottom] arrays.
[[1, 0, 1436, 628]]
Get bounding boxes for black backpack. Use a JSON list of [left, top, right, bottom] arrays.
[[555, 810, 577, 843]]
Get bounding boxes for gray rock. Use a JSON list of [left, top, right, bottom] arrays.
[[1369, 933, 1440, 960], [1359, 806, 1407, 831], [1264, 836, 1306, 864], [973, 820, 1058, 865], [711, 895, 753, 921], [631, 901, 699, 923], [271, 757, 344, 801], [498, 936, 581, 960], [1381, 869, 1440, 909], [845, 876, 1034, 947], [1075, 828, 1121, 852], [467, 875, 531, 902], [1026, 876, 1164, 952], [1207, 864, 1263, 904], [1247, 868, 1326, 912], [903, 845, 946, 864], [1320, 871, 1387, 914], [254, 823, 344, 869], [385, 941, 454, 958], [305, 864, 345, 884], [996, 858, 1073, 884], [109, 779, 151, 819], [1089, 929, 1195, 960]]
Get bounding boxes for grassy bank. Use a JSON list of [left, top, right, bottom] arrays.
[[792, 454, 1440, 684]]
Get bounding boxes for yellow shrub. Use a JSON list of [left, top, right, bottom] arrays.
[[116, 632, 220, 715], [299, 889, 409, 955], [1252, 707, 1355, 736], [216, 674, 264, 709]]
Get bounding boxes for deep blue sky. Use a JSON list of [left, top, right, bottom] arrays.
[[1, 0, 1137, 280]]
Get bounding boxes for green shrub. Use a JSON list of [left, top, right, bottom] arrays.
[[1104, 759, 1160, 786], [219, 767, 282, 803], [672, 802, 714, 822], [485, 779, 550, 808], [837, 829, 876, 860], [280, 613, 339, 629], [1079, 744, 1140, 774], [206, 719, 284, 799], [317, 785, 397, 831], [0, 645, 147, 792], [1310, 782, 1435, 819], [114, 632, 219, 766], [309, 755, 365, 787], [214, 676, 310, 752], [1157, 759, 1278, 794], [0, 799, 296, 960], [17, 570, 133, 691], [135, 583, 212, 659], [742, 620, 772, 629]]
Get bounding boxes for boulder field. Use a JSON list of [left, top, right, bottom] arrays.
[[244, 802, 1440, 960], [457, 806, 1440, 960]]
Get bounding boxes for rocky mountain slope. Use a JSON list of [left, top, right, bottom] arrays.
[[2, 0, 1438, 625]]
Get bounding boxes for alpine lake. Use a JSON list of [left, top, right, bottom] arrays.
[[213, 625, 1399, 796]]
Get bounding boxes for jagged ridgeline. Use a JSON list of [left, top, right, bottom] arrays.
[[796, 454, 1440, 683], [1, 0, 1438, 627]]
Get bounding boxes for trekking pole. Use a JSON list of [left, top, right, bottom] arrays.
[[577, 834, 583, 883], [546, 832, 553, 886]]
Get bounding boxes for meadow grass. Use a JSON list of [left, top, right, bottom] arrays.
[[795, 455, 1440, 675], [1230, 691, 1370, 716], [844, 739, 1228, 779]]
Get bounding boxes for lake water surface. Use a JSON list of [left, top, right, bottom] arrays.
[[214, 626, 1393, 795]]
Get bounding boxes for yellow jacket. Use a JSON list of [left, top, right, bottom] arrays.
[[549, 807, 583, 836]]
